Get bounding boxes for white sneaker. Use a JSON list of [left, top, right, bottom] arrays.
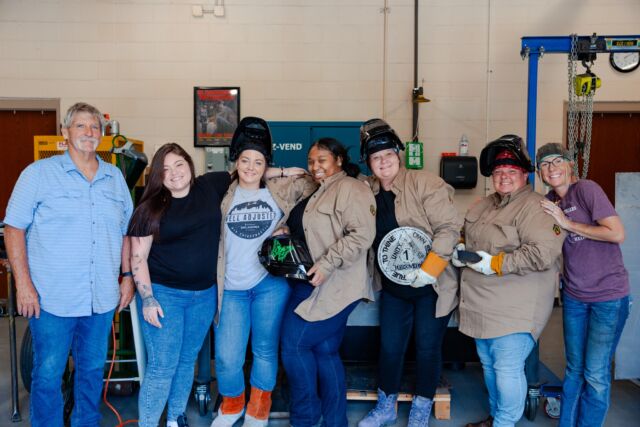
[[210, 408, 245, 427], [242, 413, 268, 427]]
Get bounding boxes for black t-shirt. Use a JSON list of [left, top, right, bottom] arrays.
[[130, 172, 231, 291], [374, 188, 429, 298], [286, 192, 314, 247], [285, 193, 315, 286]]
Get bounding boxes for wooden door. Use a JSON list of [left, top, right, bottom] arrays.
[[0, 109, 57, 218], [571, 111, 640, 204], [1, 110, 57, 300]]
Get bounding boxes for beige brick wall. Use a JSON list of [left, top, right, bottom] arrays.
[[1, 0, 639, 210]]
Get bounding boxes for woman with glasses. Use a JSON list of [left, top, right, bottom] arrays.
[[459, 135, 565, 427], [536, 143, 629, 427], [357, 119, 461, 427]]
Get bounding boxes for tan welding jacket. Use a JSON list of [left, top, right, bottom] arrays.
[[294, 171, 376, 322], [459, 185, 565, 340], [366, 167, 462, 318]]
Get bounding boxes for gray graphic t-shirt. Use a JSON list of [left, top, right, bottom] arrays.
[[224, 186, 283, 290]]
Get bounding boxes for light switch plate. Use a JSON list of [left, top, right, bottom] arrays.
[[192, 5, 204, 17], [213, 5, 225, 17]]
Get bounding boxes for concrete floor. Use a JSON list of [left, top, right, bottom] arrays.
[[1, 308, 638, 427]]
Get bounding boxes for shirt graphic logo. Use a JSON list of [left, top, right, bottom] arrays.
[[227, 200, 276, 239]]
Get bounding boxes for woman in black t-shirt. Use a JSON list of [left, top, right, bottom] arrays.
[[128, 143, 230, 427]]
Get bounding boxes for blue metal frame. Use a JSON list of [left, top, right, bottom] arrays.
[[520, 34, 640, 185]]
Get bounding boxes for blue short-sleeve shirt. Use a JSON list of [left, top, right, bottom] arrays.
[[3, 152, 133, 317]]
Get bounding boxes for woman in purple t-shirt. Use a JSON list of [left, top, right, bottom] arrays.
[[536, 143, 630, 427]]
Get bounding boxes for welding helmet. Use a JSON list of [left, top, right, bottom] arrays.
[[479, 134, 534, 177], [258, 235, 314, 281], [229, 116, 273, 164], [359, 118, 405, 162]]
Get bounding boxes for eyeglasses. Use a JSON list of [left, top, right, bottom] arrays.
[[538, 157, 567, 171]]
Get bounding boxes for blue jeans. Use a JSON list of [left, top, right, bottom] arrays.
[[137, 284, 217, 427], [379, 288, 451, 398], [559, 293, 630, 427], [280, 281, 358, 427], [29, 308, 115, 427], [475, 332, 535, 427], [215, 274, 291, 396]]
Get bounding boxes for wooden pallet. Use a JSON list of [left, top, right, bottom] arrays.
[[346, 387, 451, 420]]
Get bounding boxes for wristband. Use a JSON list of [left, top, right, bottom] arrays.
[[121, 271, 133, 278]]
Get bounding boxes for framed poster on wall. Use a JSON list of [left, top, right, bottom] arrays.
[[194, 87, 240, 147]]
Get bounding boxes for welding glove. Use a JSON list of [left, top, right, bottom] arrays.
[[469, 250, 504, 276], [451, 243, 466, 268], [406, 268, 437, 288]]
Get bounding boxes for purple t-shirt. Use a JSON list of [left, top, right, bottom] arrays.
[[546, 180, 629, 302]]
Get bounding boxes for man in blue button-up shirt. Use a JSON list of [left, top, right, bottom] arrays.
[[4, 102, 134, 427]]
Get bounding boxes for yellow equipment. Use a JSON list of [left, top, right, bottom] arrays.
[[33, 135, 145, 187], [574, 72, 602, 96]]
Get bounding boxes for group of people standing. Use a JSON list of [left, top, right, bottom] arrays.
[[4, 102, 629, 427]]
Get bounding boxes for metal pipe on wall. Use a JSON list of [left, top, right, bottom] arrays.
[[382, 0, 389, 119], [412, 0, 419, 139]]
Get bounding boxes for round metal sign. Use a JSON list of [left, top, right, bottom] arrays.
[[377, 227, 432, 285]]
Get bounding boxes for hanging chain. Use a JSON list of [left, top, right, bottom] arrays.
[[567, 34, 580, 177], [567, 34, 595, 179], [582, 92, 593, 178]]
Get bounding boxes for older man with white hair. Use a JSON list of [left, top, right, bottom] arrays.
[[4, 102, 134, 427]]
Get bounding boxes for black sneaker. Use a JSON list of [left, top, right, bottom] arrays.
[[177, 413, 189, 427]]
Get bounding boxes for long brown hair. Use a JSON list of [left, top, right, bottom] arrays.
[[128, 143, 196, 240]]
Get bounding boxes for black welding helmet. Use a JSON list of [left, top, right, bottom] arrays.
[[229, 116, 273, 164], [258, 235, 314, 280], [359, 118, 405, 162], [479, 134, 534, 177]]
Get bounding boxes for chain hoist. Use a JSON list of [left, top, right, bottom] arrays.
[[567, 33, 600, 179]]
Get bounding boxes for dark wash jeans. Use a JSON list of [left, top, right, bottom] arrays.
[[280, 281, 358, 427], [378, 287, 451, 398]]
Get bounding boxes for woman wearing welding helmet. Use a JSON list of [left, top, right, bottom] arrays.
[[278, 137, 376, 427], [536, 143, 629, 427], [458, 135, 565, 427], [357, 119, 461, 427], [211, 117, 313, 427]]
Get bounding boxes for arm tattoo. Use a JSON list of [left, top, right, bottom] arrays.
[[134, 279, 153, 299], [142, 295, 160, 309]]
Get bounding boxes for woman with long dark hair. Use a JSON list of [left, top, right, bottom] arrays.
[[279, 137, 376, 427], [128, 143, 228, 427]]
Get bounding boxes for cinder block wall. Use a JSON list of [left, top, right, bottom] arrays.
[[1, 0, 639, 210]]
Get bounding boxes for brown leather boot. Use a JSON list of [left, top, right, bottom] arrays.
[[464, 415, 493, 427], [242, 386, 272, 427]]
